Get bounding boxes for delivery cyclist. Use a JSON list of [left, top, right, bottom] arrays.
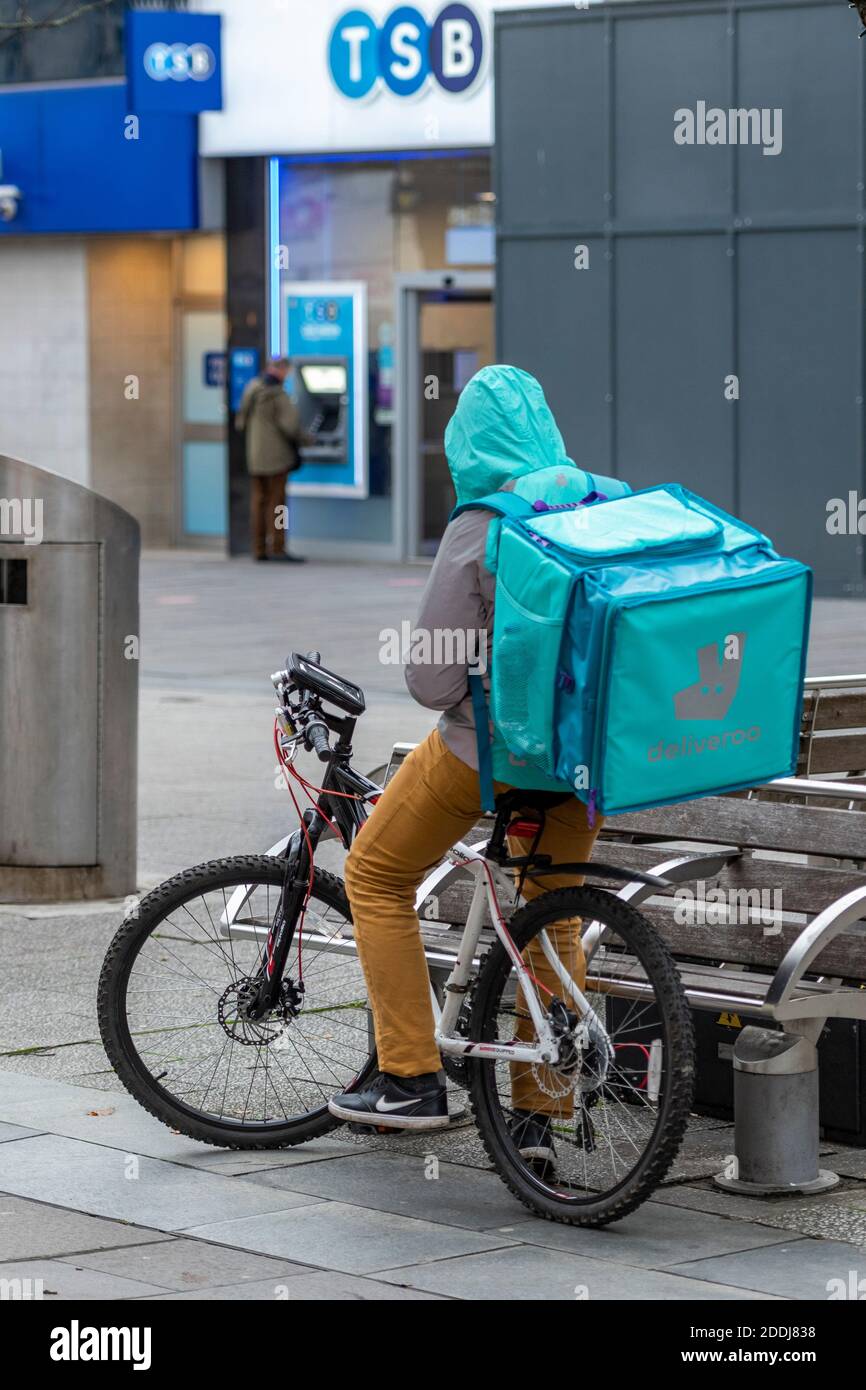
[[328, 366, 604, 1167]]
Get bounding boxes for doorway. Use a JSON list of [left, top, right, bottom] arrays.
[[395, 272, 495, 559], [177, 302, 229, 542]]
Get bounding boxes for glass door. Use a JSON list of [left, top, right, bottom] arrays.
[[180, 308, 229, 539], [416, 289, 494, 556]]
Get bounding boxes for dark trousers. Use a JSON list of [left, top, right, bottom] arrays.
[[250, 472, 288, 558]]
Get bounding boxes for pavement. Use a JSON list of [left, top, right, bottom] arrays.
[[1, 552, 865, 1301]]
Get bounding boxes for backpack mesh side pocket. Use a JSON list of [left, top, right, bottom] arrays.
[[490, 531, 572, 776]]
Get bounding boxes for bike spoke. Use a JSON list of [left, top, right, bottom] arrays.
[[120, 873, 374, 1130], [476, 892, 688, 1213]]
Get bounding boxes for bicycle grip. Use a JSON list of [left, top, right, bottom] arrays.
[[308, 720, 331, 761]]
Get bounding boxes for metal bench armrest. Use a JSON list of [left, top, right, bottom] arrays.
[[765, 884, 866, 1017]]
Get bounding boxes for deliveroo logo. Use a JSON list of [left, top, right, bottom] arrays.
[[674, 633, 746, 722], [648, 632, 758, 764]]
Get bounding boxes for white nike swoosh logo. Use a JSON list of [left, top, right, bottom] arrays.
[[375, 1095, 416, 1112]]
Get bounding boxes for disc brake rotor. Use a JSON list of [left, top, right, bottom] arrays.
[[217, 979, 284, 1047]]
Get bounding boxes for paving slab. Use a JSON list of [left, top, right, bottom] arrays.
[[662, 1124, 738, 1183], [57, 1238, 313, 1293], [0, 1134, 324, 1233], [0, 1258, 166, 1300], [0, 1194, 166, 1261], [185, 1201, 515, 1274], [0, 1070, 367, 1169], [144, 1271, 446, 1300], [821, 1145, 866, 1181], [0, 900, 125, 922], [331, 1115, 493, 1169], [651, 1180, 866, 1247], [492, 1200, 798, 1267], [0, 1071, 230, 1162], [0, 1122, 41, 1144], [671, 1238, 866, 1299], [374, 1245, 783, 1301], [168, 1138, 364, 1176], [0, 1073, 87, 1111], [246, 1152, 529, 1230]]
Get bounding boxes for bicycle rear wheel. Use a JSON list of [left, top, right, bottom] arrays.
[[468, 886, 694, 1226], [98, 855, 377, 1148]]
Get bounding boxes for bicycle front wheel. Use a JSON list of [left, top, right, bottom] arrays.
[[468, 886, 694, 1226], [98, 855, 377, 1148]]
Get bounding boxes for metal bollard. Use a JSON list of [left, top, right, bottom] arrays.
[[713, 1025, 839, 1195]]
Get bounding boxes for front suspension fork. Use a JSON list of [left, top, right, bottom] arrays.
[[246, 811, 319, 1019]]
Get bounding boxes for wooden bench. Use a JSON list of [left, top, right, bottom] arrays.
[[378, 674, 866, 1195]]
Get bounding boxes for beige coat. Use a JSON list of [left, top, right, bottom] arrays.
[[236, 377, 302, 477]]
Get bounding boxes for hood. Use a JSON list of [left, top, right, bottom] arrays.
[[444, 364, 574, 506]]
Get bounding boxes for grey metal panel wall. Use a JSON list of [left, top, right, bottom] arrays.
[[614, 11, 732, 222], [497, 20, 608, 230], [738, 229, 863, 587], [498, 238, 612, 472], [616, 235, 734, 506], [495, 0, 866, 595]]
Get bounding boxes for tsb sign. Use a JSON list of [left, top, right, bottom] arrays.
[[143, 42, 217, 82], [329, 5, 484, 99]]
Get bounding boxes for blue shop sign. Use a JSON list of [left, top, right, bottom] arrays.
[[204, 352, 227, 389], [229, 349, 260, 412], [126, 10, 223, 114]]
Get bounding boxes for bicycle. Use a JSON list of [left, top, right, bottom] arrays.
[[98, 652, 695, 1227]]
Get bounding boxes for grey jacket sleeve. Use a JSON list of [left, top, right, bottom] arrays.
[[405, 510, 491, 712]]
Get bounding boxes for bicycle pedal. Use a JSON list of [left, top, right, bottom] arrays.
[[347, 1121, 403, 1137]]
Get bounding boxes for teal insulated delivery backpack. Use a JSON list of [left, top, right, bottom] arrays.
[[455, 484, 812, 820]]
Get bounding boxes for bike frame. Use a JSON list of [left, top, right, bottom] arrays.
[[220, 734, 597, 1067], [422, 838, 593, 1066]]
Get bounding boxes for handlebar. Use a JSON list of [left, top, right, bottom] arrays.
[[271, 665, 334, 761]]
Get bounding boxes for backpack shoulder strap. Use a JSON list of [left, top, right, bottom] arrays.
[[450, 492, 537, 524]]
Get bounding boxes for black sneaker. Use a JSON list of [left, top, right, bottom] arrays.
[[511, 1109, 557, 1173], [271, 552, 306, 563], [328, 1072, 449, 1131]]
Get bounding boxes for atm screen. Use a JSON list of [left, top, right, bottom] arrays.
[[300, 364, 347, 395]]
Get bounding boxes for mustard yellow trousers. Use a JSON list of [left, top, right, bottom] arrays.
[[344, 729, 601, 1114]]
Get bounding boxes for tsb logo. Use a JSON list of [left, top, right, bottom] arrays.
[[143, 42, 216, 82], [329, 5, 484, 100]]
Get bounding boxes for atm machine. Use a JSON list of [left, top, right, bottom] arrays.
[[292, 357, 349, 465]]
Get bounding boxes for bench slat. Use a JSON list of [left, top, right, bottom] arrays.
[[796, 732, 866, 775], [605, 797, 866, 859], [638, 905, 866, 979], [427, 851, 866, 978], [591, 842, 866, 915], [803, 689, 866, 732]]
